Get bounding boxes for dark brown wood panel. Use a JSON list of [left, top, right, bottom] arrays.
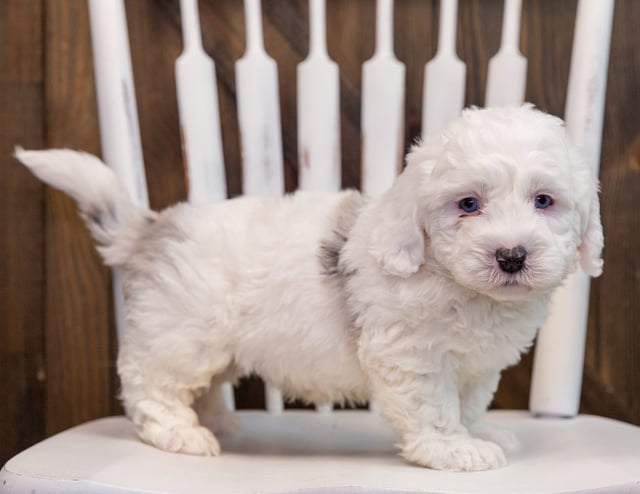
[[396, 0, 436, 146], [326, 0, 375, 189], [42, 0, 116, 435], [0, 0, 46, 467]]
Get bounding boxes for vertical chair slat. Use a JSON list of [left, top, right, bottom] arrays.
[[265, 387, 284, 415], [87, 0, 147, 207], [297, 0, 341, 193], [87, 0, 148, 344], [176, 0, 227, 204], [236, 0, 284, 198], [421, 0, 465, 139], [236, 0, 285, 413], [529, 0, 614, 417], [485, 0, 527, 107], [361, 0, 405, 195]]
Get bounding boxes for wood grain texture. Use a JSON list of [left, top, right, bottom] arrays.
[[0, 0, 46, 467], [2, 0, 640, 465], [43, 0, 116, 435], [395, 0, 436, 148]]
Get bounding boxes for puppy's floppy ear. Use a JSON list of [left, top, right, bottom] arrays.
[[578, 183, 604, 277], [570, 145, 604, 277], [368, 159, 427, 277]]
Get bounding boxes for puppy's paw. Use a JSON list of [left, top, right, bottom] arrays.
[[140, 422, 221, 456], [402, 434, 507, 472], [469, 421, 520, 452]]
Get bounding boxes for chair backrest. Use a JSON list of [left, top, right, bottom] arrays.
[[86, 0, 614, 417]]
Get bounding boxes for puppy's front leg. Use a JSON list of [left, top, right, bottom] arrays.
[[359, 325, 506, 471]]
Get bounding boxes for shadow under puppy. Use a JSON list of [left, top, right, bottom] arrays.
[[16, 104, 603, 472]]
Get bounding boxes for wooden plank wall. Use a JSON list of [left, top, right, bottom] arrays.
[[1, 0, 638, 465], [0, 0, 46, 467]]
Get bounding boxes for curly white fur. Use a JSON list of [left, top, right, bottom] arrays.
[[16, 105, 603, 471]]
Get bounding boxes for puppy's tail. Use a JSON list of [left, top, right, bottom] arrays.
[[15, 148, 151, 264]]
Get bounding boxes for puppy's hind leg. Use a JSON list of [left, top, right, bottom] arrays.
[[131, 392, 221, 456], [119, 352, 234, 456]]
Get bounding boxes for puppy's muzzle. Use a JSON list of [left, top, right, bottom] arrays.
[[496, 246, 527, 273]]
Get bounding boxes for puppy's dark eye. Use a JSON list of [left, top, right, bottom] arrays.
[[459, 197, 480, 214], [535, 194, 554, 209]]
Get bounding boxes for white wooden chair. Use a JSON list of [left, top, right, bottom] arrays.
[[2, 0, 640, 492]]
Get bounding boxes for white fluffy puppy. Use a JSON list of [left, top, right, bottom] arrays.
[[16, 105, 603, 472]]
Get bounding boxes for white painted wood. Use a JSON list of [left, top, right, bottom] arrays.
[[265, 386, 284, 415], [529, 0, 614, 418], [485, 0, 527, 107], [87, 0, 148, 345], [176, 0, 227, 204], [315, 403, 333, 414], [297, 0, 341, 193], [235, 0, 284, 197], [361, 0, 405, 196], [3, 411, 640, 493], [421, 0, 466, 139], [219, 383, 236, 412], [87, 0, 148, 208]]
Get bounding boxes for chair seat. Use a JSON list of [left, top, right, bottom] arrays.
[[2, 410, 639, 494]]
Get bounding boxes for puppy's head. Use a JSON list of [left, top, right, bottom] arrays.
[[370, 104, 603, 301]]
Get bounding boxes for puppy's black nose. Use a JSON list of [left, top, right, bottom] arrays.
[[496, 246, 527, 273]]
